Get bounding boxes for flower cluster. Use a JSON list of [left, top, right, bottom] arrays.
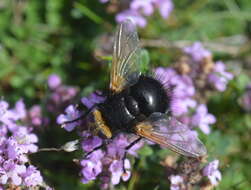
[[56, 42, 230, 188], [169, 175, 184, 190], [57, 92, 144, 188], [155, 42, 233, 135], [0, 100, 44, 189], [80, 133, 142, 187], [166, 158, 222, 190], [154, 43, 230, 189], [203, 160, 222, 186], [100, 0, 173, 27], [47, 74, 79, 114]]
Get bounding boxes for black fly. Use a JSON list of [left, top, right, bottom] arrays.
[[63, 19, 207, 168]]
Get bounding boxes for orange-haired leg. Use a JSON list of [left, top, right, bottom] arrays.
[[93, 109, 112, 139]]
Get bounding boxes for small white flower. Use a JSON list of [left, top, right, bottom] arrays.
[[61, 140, 79, 152]]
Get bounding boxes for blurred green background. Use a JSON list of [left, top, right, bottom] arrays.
[[1, 0, 251, 189]]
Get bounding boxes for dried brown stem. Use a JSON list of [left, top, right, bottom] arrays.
[[37, 147, 62, 152], [141, 35, 249, 56]]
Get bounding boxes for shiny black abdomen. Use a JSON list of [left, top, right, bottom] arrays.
[[98, 75, 170, 134], [129, 75, 169, 117]]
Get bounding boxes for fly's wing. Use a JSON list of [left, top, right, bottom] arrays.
[[135, 113, 207, 158], [110, 19, 141, 93]]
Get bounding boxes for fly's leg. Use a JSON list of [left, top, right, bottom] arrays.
[[122, 137, 142, 173], [61, 104, 97, 125], [62, 90, 106, 125], [83, 144, 105, 158], [83, 139, 112, 158]]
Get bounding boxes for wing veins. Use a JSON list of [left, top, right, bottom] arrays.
[[139, 128, 198, 157], [109, 20, 141, 93], [120, 47, 139, 79]]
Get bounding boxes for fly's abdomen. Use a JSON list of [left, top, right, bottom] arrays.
[[129, 75, 170, 117], [98, 96, 136, 132]]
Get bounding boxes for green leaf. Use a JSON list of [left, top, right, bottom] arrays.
[[11, 76, 24, 88], [74, 2, 103, 24], [234, 73, 250, 91], [138, 145, 153, 157], [139, 49, 150, 73]]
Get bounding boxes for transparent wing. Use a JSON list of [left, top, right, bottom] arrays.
[[110, 19, 141, 93], [135, 113, 207, 158]]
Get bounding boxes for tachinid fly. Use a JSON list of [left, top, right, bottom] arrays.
[[65, 19, 207, 161]]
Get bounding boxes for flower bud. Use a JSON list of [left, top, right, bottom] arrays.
[[61, 140, 79, 152]]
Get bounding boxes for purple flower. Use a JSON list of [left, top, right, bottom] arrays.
[[22, 166, 43, 187], [76, 90, 143, 186], [109, 159, 131, 185], [203, 160, 222, 186], [57, 86, 79, 102], [5, 130, 38, 165], [116, 10, 147, 28], [28, 105, 42, 126], [57, 105, 81, 131], [48, 85, 79, 113], [0, 101, 8, 120], [112, 0, 173, 29], [155, 67, 197, 116], [155, 67, 195, 98], [13, 128, 39, 153], [171, 97, 197, 116], [153, 0, 174, 19], [6, 138, 24, 160], [239, 86, 251, 112], [0, 162, 43, 187], [0, 100, 27, 129], [208, 61, 233, 92], [107, 134, 142, 159], [81, 150, 104, 184], [155, 67, 176, 85], [105, 134, 141, 185], [127, 136, 144, 156], [0, 160, 26, 186], [0, 99, 44, 188], [105, 137, 127, 162], [191, 104, 216, 134], [48, 74, 62, 89], [46, 73, 79, 114], [183, 42, 211, 62], [169, 175, 184, 190], [9, 100, 26, 121], [130, 0, 154, 16], [82, 133, 103, 152], [79, 132, 142, 185], [81, 91, 105, 109], [74, 92, 139, 185], [99, 0, 109, 3]]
